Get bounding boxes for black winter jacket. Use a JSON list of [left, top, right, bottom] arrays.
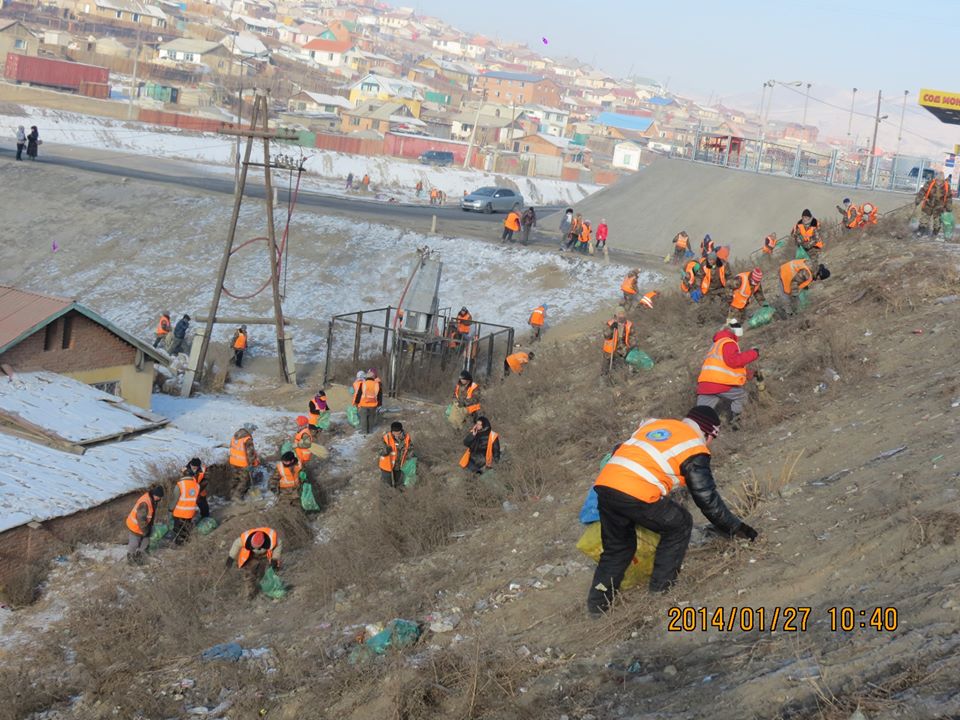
[[679, 453, 742, 535]]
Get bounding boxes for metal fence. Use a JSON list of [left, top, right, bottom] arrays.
[[691, 131, 933, 194], [321, 306, 516, 401]]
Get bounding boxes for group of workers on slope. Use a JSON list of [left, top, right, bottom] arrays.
[[558, 209, 609, 255], [151, 314, 247, 366]]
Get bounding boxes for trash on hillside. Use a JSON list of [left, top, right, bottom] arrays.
[[196, 517, 218, 535], [300, 482, 321, 512], [346, 405, 360, 428], [349, 619, 422, 662], [259, 567, 287, 599], [201, 642, 243, 662], [149, 521, 171, 551], [625, 349, 655, 369]]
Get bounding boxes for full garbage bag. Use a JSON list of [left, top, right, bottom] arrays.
[[747, 305, 776, 328], [258, 567, 287, 599], [401, 457, 417, 487], [300, 482, 321, 512], [148, 521, 171, 551], [346, 405, 360, 428], [314, 410, 331, 430], [625, 349, 654, 369], [576, 522, 660, 590], [941, 211, 954, 240], [195, 517, 218, 535]]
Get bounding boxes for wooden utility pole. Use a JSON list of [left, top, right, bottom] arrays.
[[180, 90, 301, 397]]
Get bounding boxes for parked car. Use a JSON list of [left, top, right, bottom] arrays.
[[419, 150, 455, 166], [460, 186, 524, 214]]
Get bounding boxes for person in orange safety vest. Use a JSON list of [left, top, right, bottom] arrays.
[[228, 426, 260, 500], [529, 304, 546, 341], [379, 420, 413, 489], [621, 269, 639, 309], [502, 208, 521, 242], [915, 173, 952, 237], [696, 319, 760, 429], [153, 312, 171, 348], [504, 350, 534, 376], [672, 231, 689, 264], [353, 372, 382, 434], [125, 485, 165, 564], [269, 451, 304, 500], [791, 209, 823, 267], [586, 406, 756, 615], [182, 457, 209, 519], [169, 473, 200, 545], [779, 258, 816, 315], [761, 232, 779, 255], [227, 527, 282, 598], [294, 415, 315, 467], [602, 308, 637, 374], [727, 267, 767, 323], [460, 416, 500, 473], [454, 370, 482, 421], [231, 325, 248, 368], [857, 202, 878, 227], [836, 198, 860, 230]]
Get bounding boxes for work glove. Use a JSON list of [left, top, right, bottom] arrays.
[[224, 556, 234, 569], [734, 523, 759, 541]]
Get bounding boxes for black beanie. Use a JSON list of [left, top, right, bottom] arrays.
[[686, 405, 721, 437]]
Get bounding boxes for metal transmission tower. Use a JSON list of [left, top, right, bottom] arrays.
[[180, 89, 302, 397]]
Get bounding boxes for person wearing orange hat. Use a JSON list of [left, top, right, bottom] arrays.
[[726, 267, 767, 323], [227, 527, 282, 599]]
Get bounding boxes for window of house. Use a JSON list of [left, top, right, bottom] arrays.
[[328, 52, 334, 61], [132, 12, 140, 21], [350, 117, 360, 126], [622, 154, 633, 165], [92, 380, 120, 396], [61, 315, 74, 349], [518, 95, 524, 103], [43, 321, 57, 351], [14, 39, 26, 49]]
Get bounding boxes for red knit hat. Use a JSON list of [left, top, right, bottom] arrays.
[[296, 415, 309, 426], [250, 531, 266, 548], [750, 268, 763, 284]]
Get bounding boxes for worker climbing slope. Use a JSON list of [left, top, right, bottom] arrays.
[[696, 319, 761, 430]]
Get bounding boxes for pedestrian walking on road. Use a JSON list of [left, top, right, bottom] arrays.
[[26, 126, 39, 160], [559, 208, 574, 244], [416, 180, 423, 198], [15, 125, 26, 161], [345, 172, 354, 189], [502, 208, 521, 242], [361, 173, 371, 191]]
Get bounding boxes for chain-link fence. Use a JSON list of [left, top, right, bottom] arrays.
[[691, 131, 931, 195]]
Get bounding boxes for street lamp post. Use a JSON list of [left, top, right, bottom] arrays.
[[847, 87, 858, 140], [801, 82, 812, 127], [896, 90, 909, 156]]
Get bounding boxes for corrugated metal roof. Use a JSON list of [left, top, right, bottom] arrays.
[[0, 286, 72, 352], [594, 112, 655, 132]]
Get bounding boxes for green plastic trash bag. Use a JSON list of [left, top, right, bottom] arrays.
[[314, 410, 331, 430], [625, 349, 655, 369], [444, 403, 453, 417], [346, 405, 360, 428], [196, 517, 218, 535], [401, 457, 417, 487], [909, 215, 920, 231], [300, 482, 321, 512], [259, 567, 287, 599], [797, 289, 811, 310], [349, 619, 422, 662], [148, 521, 171, 551], [942, 211, 955, 240], [795, 246, 811, 261], [747, 305, 776, 329], [280, 440, 294, 456]]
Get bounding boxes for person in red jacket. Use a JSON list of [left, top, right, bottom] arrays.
[[595, 219, 609, 250], [695, 320, 760, 430]]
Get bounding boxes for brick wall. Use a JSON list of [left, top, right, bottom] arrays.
[[0, 311, 135, 374]]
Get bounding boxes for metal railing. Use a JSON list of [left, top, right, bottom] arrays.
[[322, 306, 516, 401], [690, 131, 932, 194]]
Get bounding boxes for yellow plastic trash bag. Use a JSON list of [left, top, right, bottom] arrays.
[[576, 522, 660, 590], [446, 403, 466, 427], [309, 443, 329, 460]]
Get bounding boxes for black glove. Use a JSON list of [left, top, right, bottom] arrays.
[[734, 523, 758, 541], [271, 559, 281, 571], [754, 369, 765, 383], [224, 556, 234, 569]]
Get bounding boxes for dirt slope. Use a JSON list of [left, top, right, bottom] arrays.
[[3, 207, 960, 719], [551, 158, 908, 258]]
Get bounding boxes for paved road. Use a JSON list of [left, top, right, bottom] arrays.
[[2, 143, 662, 264]]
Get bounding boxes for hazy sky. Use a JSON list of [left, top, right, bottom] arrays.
[[411, 0, 960, 154]]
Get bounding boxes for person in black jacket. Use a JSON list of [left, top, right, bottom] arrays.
[[460, 416, 500, 473], [586, 405, 757, 615], [168, 314, 191, 355], [26, 126, 39, 160]]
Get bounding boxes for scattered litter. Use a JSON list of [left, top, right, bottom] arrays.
[[809, 469, 852, 486], [864, 330, 872, 337], [201, 642, 243, 662], [824, 368, 840, 382], [425, 612, 460, 633], [627, 660, 642, 673], [349, 619, 422, 662], [872, 446, 907, 462], [663, 664, 677, 677], [931, 455, 944, 464], [934, 295, 959, 305], [912, 329, 924, 335], [179, 678, 196, 689], [502, 501, 518, 512], [813, 383, 828, 394]]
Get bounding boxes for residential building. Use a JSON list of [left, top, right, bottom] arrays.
[[157, 38, 236, 74], [519, 104, 569, 137], [0, 286, 166, 409], [449, 111, 514, 145], [303, 36, 354, 71], [77, 0, 168, 28], [287, 90, 353, 114], [340, 101, 425, 134], [613, 141, 642, 171], [0, 20, 37, 65], [431, 35, 464, 56], [511, 132, 569, 158], [592, 111, 660, 140], [348, 72, 423, 117], [463, 36, 489, 59], [475, 71, 561, 108]]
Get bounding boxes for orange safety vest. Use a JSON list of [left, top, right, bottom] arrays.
[[620, 275, 638, 295], [529, 306, 545, 327], [378, 433, 411, 472], [594, 419, 709, 503], [780, 259, 812, 295], [843, 205, 860, 228], [504, 212, 521, 231], [456, 312, 472, 334], [125, 492, 154, 535], [795, 222, 822, 249], [294, 427, 313, 465], [579, 225, 591, 244], [762, 234, 777, 254], [697, 336, 747, 387], [233, 331, 247, 350], [505, 352, 529, 374], [699, 263, 726, 295], [459, 431, 499, 468], [639, 291, 657, 309], [229, 434, 252, 468], [455, 382, 481, 414], [276, 460, 301, 491], [680, 260, 699, 291], [351, 379, 363, 406], [358, 378, 380, 408], [602, 319, 633, 355], [172, 477, 200, 519], [922, 179, 950, 208], [675, 233, 688, 250], [236, 527, 278, 568], [196, 465, 208, 497], [155, 316, 170, 336], [730, 272, 754, 310]]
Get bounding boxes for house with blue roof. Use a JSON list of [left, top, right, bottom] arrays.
[[591, 112, 659, 140]]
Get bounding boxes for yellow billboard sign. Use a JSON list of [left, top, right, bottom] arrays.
[[919, 89, 960, 110]]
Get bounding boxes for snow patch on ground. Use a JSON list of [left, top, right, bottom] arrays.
[[0, 105, 600, 205], [152, 394, 293, 444]]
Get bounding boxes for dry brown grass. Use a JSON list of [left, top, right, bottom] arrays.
[[731, 450, 805, 517]]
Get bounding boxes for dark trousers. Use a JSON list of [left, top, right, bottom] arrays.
[[381, 469, 403, 489], [16, 143, 24, 160], [197, 495, 210, 519], [502, 228, 515, 242], [171, 516, 193, 545], [587, 486, 693, 613], [359, 406, 377, 434], [520, 226, 532, 244], [564, 233, 579, 250], [153, 334, 165, 348], [234, 349, 244, 367]]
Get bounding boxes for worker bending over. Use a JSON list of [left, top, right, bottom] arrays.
[[727, 267, 766, 323], [504, 350, 534, 376], [602, 308, 637, 374], [125, 485, 165, 564], [227, 527, 282, 599], [696, 319, 760, 431]]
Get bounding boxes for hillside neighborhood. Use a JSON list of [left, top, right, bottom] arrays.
[[0, 0, 856, 184]]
